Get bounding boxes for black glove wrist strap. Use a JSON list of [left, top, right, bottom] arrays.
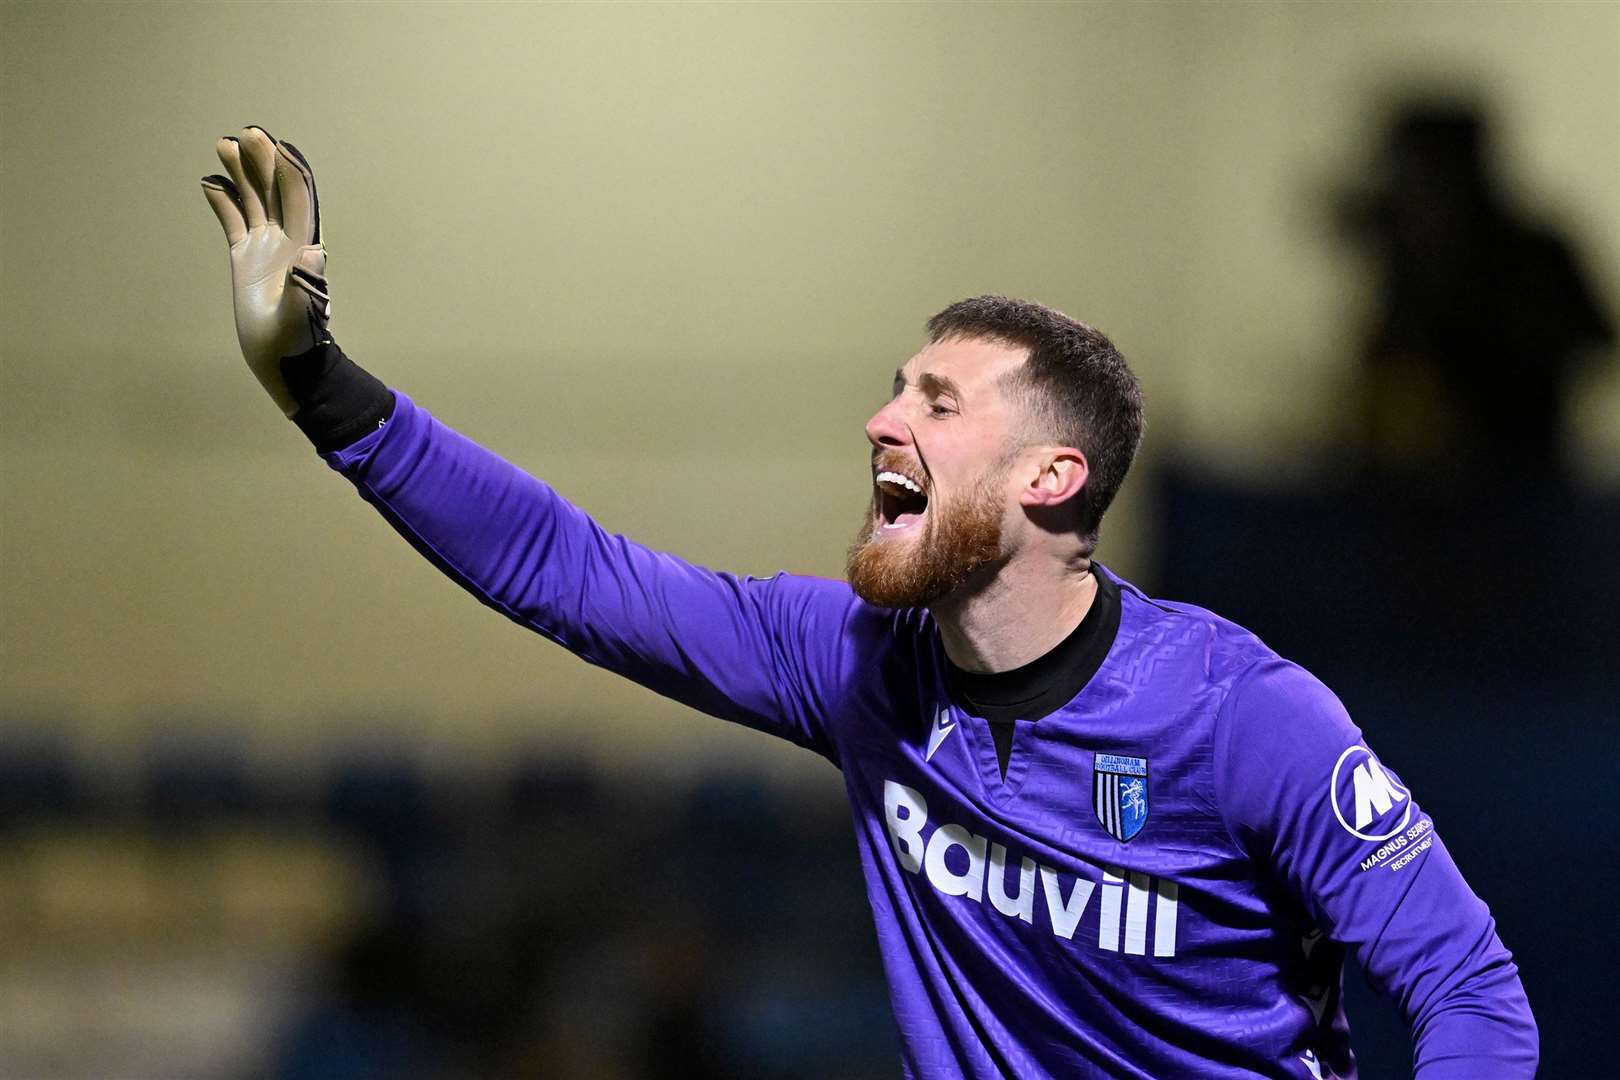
[[280, 340, 396, 455]]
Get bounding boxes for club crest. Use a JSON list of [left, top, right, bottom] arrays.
[[1093, 753, 1149, 842]]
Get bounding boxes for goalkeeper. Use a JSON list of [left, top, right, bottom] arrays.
[[202, 126, 1537, 1079]]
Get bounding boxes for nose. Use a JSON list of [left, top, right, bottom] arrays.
[[865, 396, 911, 451]]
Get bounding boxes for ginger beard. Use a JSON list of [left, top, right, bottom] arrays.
[[846, 453, 1011, 608]]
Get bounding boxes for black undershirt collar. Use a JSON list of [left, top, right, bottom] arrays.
[[943, 567, 1122, 780]]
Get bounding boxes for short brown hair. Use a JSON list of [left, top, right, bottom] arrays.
[[926, 295, 1143, 552]]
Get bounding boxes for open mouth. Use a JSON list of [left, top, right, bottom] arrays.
[[875, 469, 929, 532]]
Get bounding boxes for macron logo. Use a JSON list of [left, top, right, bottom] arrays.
[[925, 704, 957, 763]]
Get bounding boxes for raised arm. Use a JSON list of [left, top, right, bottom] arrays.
[[200, 126, 874, 761]]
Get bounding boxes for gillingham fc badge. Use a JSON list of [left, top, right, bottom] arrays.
[[1093, 753, 1149, 842]]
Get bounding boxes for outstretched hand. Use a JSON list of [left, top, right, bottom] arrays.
[[201, 125, 331, 417]]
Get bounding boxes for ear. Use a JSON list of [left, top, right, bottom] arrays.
[[1017, 447, 1089, 510]]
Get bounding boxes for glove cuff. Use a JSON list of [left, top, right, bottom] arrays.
[[280, 340, 395, 454]]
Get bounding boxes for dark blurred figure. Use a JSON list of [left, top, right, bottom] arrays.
[[1337, 98, 1613, 484], [1323, 96, 1618, 635]]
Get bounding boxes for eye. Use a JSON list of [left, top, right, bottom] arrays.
[[928, 401, 957, 418]]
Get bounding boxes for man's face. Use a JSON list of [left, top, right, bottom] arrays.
[[847, 336, 1032, 608]]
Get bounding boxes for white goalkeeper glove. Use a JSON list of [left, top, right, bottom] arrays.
[[200, 125, 331, 417]]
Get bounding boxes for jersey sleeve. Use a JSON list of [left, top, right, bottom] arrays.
[[1213, 658, 1538, 1078], [319, 389, 874, 764]]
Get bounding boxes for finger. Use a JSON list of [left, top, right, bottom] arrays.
[[200, 174, 247, 246], [215, 135, 265, 230], [275, 140, 321, 246], [239, 125, 281, 226]]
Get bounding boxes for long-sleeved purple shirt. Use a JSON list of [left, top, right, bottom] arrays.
[[322, 389, 1536, 1078]]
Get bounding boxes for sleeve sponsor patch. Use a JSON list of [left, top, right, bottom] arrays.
[[1329, 744, 1435, 873], [1329, 745, 1411, 841]]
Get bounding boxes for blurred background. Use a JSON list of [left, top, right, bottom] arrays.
[[2, 1, 1616, 1076]]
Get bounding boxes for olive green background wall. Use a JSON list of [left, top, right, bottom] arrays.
[[3, 1, 1615, 769]]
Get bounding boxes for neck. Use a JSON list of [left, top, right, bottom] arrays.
[[932, 554, 1097, 673]]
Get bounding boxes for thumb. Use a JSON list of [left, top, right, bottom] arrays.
[[291, 246, 331, 319], [294, 245, 326, 278]]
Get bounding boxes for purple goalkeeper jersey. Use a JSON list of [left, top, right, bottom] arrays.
[[322, 391, 1536, 1078]]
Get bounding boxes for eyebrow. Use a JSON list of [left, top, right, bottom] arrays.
[[919, 372, 963, 401], [892, 369, 965, 402]]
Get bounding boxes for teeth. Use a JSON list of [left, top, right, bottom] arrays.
[[875, 470, 924, 495]]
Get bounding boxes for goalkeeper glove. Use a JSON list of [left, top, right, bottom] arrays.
[[200, 125, 331, 417]]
